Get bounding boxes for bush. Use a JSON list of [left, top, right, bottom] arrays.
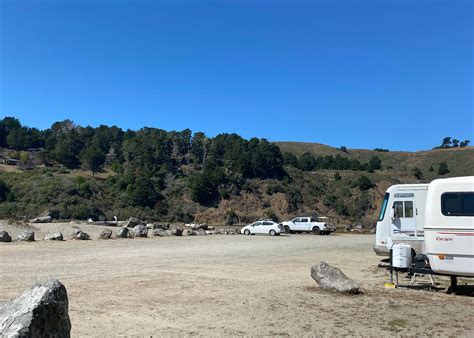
[[356, 175, 374, 191], [225, 209, 239, 225], [438, 162, 449, 175]]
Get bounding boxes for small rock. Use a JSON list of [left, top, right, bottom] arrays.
[[116, 227, 130, 238], [17, 230, 35, 242], [75, 230, 90, 240], [133, 224, 148, 237], [0, 279, 71, 337], [310, 261, 360, 294], [0, 230, 12, 242], [171, 228, 182, 236], [153, 228, 169, 237], [99, 229, 113, 240], [44, 232, 64, 241]]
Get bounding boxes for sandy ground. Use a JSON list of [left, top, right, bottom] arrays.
[[1, 222, 473, 337]]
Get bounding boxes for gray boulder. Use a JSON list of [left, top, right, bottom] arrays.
[[0, 279, 71, 337], [44, 232, 64, 241], [310, 261, 360, 294], [17, 230, 35, 242], [116, 227, 130, 238], [75, 230, 90, 240], [99, 229, 113, 240], [195, 228, 207, 236], [133, 224, 148, 237], [182, 229, 196, 236], [153, 228, 169, 237], [125, 217, 145, 228], [0, 230, 12, 242], [171, 228, 182, 236]]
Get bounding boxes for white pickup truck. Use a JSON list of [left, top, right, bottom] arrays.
[[281, 216, 336, 235]]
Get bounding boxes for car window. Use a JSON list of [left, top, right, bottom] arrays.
[[301, 218, 309, 222], [253, 222, 261, 226], [310, 218, 316, 222], [263, 221, 272, 225], [293, 218, 300, 222]]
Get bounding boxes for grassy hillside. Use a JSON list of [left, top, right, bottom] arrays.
[[1, 142, 471, 226]]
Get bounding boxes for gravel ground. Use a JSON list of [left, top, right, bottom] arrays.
[[0, 222, 473, 336]]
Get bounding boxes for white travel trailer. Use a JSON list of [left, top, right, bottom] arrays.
[[374, 184, 429, 256], [424, 177, 474, 277]]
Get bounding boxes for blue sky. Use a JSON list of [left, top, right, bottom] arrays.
[[0, 0, 472, 151]]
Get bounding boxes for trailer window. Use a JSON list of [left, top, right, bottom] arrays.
[[393, 201, 404, 218], [442, 192, 474, 216], [378, 193, 389, 221], [404, 201, 414, 218]]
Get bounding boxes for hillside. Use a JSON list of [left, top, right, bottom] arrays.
[[0, 117, 472, 226]]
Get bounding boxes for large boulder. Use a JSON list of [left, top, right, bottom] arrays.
[[0, 230, 12, 242], [17, 230, 35, 242], [74, 230, 90, 240], [99, 229, 113, 240], [310, 261, 360, 294], [133, 224, 148, 237], [124, 217, 145, 228], [153, 228, 169, 237], [44, 232, 64, 241], [171, 228, 182, 236], [182, 229, 196, 236], [116, 227, 130, 238], [195, 228, 207, 236], [0, 279, 71, 337]]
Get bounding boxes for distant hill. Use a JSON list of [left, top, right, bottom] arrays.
[[0, 116, 472, 226]]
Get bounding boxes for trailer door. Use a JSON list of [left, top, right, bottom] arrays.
[[391, 196, 417, 239]]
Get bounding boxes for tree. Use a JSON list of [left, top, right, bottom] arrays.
[[339, 146, 348, 153], [429, 166, 434, 172], [441, 137, 452, 148], [0, 179, 9, 202], [334, 172, 342, 181], [460, 140, 470, 147], [80, 146, 105, 177], [368, 156, 382, 172], [452, 139, 460, 147], [438, 162, 449, 175], [283, 152, 298, 167]]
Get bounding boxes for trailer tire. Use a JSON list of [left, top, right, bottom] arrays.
[[312, 227, 320, 235]]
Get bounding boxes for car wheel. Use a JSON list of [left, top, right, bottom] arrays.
[[269, 230, 276, 236], [325, 231, 331, 235], [312, 227, 320, 235], [244, 229, 251, 235], [284, 226, 290, 234]]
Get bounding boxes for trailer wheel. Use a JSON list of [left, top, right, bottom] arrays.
[[312, 227, 320, 235]]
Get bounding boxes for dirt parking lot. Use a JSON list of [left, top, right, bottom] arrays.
[[1, 226, 473, 336]]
